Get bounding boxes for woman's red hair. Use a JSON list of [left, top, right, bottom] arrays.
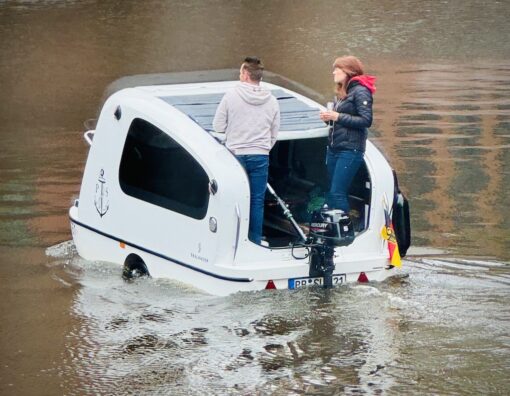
[[333, 56, 365, 98]]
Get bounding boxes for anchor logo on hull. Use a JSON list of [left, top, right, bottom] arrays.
[[94, 168, 109, 217]]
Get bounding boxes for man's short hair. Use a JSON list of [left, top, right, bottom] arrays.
[[242, 56, 264, 82]]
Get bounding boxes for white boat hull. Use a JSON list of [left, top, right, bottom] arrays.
[[71, 206, 398, 296]]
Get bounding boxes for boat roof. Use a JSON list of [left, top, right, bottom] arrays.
[[136, 81, 328, 138]]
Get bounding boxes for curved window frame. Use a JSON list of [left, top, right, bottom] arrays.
[[118, 118, 210, 220]]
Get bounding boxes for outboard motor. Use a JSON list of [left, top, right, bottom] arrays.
[[308, 207, 355, 288], [266, 183, 356, 289]]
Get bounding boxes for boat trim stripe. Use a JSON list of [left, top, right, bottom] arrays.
[[69, 216, 253, 283]]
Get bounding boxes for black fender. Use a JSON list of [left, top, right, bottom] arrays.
[[392, 170, 411, 257], [122, 253, 150, 279]]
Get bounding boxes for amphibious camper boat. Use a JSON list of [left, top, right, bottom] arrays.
[[69, 71, 410, 296]]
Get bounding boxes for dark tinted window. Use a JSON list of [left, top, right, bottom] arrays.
[[119, 118, 209, 219]]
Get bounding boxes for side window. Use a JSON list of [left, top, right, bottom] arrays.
[[119, 118, 209, 219]]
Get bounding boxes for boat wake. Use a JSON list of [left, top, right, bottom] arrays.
[[42, 239, 510, 395], [45, 239, 76, 259], [406, 255, 510, 286]]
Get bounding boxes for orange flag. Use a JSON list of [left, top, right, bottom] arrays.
[[381, 209, 402, 267]]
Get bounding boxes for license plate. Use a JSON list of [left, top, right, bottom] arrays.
[[288, 274, 346, 289]]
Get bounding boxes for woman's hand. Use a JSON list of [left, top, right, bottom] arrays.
[[319, 110, 339, 122]]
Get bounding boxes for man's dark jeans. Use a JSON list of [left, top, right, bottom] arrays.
[[236, 155, 269, 245], [326, 148, 364, 212]]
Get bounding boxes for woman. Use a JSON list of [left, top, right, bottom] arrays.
[[319, 56, 376, 213]]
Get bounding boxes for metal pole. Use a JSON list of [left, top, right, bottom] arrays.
[[266, 183, 307, 242]]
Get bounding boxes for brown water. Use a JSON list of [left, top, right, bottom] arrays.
[[1, 1, 509, 395]]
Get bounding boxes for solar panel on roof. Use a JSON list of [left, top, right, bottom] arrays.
[[159, 90, 325, 132]]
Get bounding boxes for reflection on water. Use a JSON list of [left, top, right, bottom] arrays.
[[370, 63, 510, 258], [1, 0, 510, 394]]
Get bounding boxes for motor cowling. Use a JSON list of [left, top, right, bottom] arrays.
[[309, 207, 355, 247]]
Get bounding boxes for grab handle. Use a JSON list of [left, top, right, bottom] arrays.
[[84, 130, 95, 146]]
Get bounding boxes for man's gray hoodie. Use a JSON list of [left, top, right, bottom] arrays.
[[213, 82, 280, 155]]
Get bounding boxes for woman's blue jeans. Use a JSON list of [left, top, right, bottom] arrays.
[[236, 155, 269, 245], [326, 148, 364, 212]]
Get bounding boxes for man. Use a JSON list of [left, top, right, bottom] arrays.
[[213, 57, 280, 245]]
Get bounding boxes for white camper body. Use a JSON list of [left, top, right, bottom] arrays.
[[70, 80, 405, 296]]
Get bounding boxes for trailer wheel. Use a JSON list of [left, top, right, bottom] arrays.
[[122, 254, 150, 280]]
